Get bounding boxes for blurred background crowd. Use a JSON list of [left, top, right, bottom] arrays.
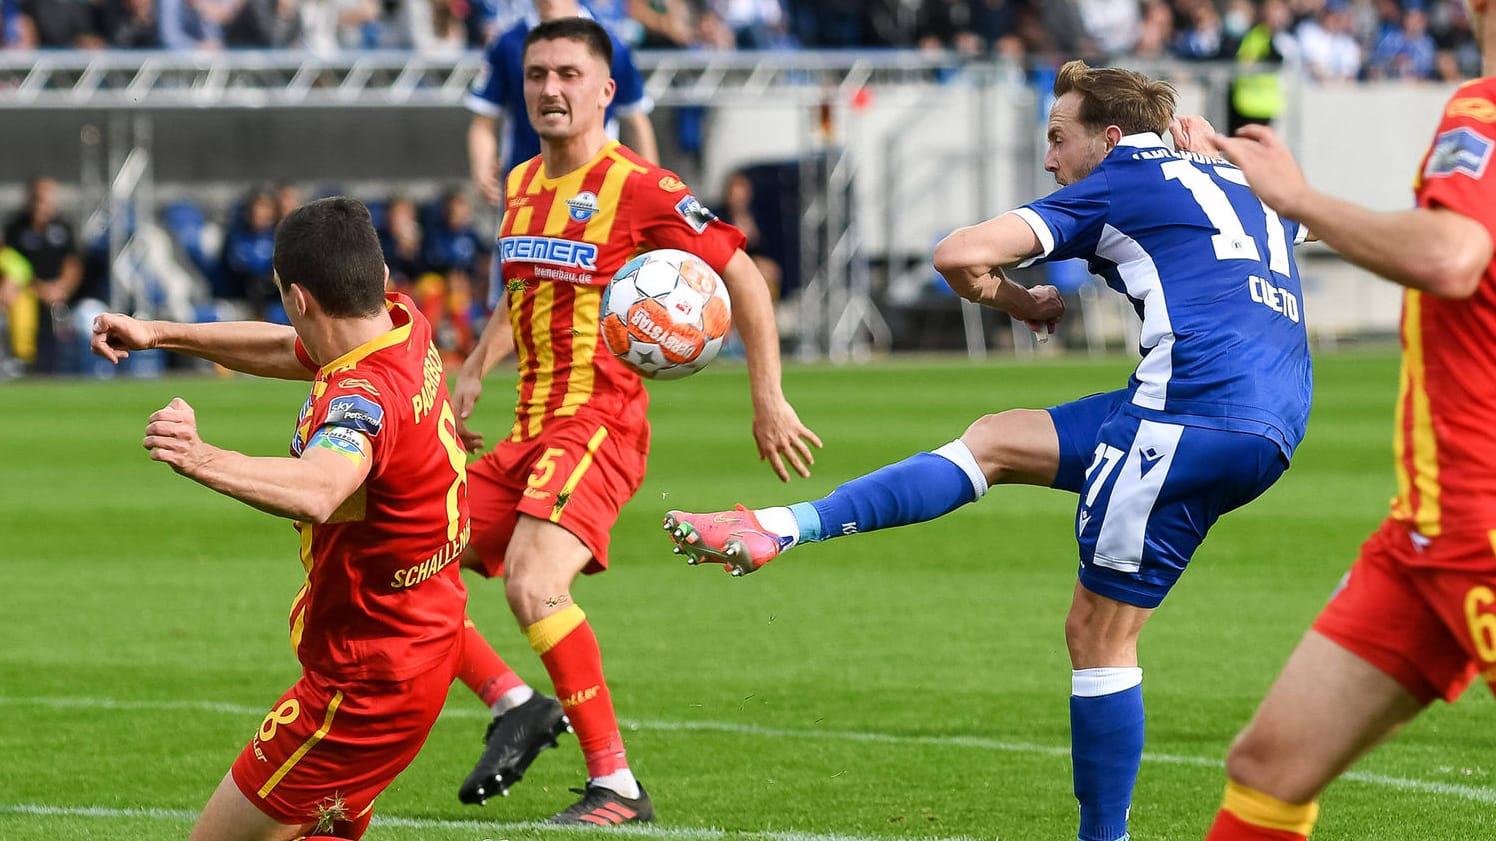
[[0, 0, 1480, 377], [0, 0, 1481, 82]]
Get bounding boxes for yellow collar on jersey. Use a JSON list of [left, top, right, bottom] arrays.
[[320, 299, 414, 376]]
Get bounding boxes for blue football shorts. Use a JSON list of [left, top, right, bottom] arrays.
[[1047, 389, 1287, 608]]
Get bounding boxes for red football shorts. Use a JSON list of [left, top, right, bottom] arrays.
[[467, 412, 649, 578], [1314, 518, 1496, 705], [230, 642, 458, 835]]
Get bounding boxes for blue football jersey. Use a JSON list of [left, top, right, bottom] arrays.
[[465, 5, 652, 178], [1013, 132, 1313, 458]]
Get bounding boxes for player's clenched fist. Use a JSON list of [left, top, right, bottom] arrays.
[[143, 397, 210, 474], [93, 313, 158, 364]]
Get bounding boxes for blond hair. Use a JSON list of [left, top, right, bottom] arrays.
[[1053, 60, 1176, 137]]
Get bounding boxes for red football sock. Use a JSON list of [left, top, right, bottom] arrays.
[[1205, 809, 1308, 840], [526, 605, 628, 778], [457, 616, 525, 708]]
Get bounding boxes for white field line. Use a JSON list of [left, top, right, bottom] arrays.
[[2, 695, 1494, 805], [0, 803, 983, 841]]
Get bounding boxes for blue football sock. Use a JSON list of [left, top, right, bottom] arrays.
[[1071, 670, 1144, 841], [791, 441, 988, 544]]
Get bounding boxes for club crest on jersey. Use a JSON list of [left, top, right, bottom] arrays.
[[674, 195, 718, 234], [566, 191, 599, 222], [1424, 127, 1493, 180]]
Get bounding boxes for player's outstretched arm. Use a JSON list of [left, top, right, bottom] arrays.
[[144, 398, 372, 523], [933, 222, 1065, 332], [1215, 124, 1490, 298], [453, 294, 516, 452], [719, 248, 822, 481], [93, 314, 311, 380]]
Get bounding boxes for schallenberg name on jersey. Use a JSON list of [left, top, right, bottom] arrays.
[[1017, 134, 1313, 458]]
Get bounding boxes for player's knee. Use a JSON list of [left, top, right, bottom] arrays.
[[962, 412, 1019, 483], [1223, 725, 1284, 793], [502, 563, 569, 625]]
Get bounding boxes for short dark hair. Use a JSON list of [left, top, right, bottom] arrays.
[[272, 197, 386, 318], [523, 17, 613, 68]]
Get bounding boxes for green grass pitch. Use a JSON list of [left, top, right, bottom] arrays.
[[2, 350, 1493, 841]]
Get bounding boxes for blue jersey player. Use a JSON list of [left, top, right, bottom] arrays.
[[466, 0, 657, 207], [665, 61, 1313, 841]]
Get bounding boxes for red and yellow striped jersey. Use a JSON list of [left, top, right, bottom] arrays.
[[497, 141, 746, 447], [1394, 78, 1496, 535], [287, 293, 469, 681]]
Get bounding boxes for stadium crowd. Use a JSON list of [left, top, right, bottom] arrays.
[[0, 179, 493, 375], [0, 0, 1482, 377], [0, 1, 1482, 82]]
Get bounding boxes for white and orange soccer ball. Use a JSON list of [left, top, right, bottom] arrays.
[[601, 248, 732, 380]]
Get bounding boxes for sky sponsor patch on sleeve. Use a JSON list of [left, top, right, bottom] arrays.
[[1424, 126, 1494, 180], [324, 394, 385, 437]]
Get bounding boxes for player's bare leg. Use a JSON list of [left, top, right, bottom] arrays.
[[505, 515, 654, 824], [188, 773, 308, 841], [666, 408, 1061, 573], [1203, 631, 1423, 840]]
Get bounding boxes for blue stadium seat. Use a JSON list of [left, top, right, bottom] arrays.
[[160, 200, 220, 281]]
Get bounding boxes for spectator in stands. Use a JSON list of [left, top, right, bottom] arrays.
[[222, 0, 299, 47], [379, 196, 424, 292], [22, 0, 107, 47], [3, 0, 38, 45], [159, 0, 227, 48], [0, 244, 32, 375], [466, 0, 657, 206], [913, 0, 986, 55], [1133, 0, 1175, 58], [1368, 1, 1438, 79], [219, 189, 279, 321], [418, 189, 486, 358], [720, 169, 780, 300], [1076, 0, 1141, 57], [273, 180, 301, 221], [629, 0, 691, 47], [1228, 0, 1292, 132], [787, 0, 862, 47], [708, 0, 787, 49], [3, 177, 81, 373], [98, 0, 164, 47], [691, 6, 734, 49], [298, 0, 380, 53], [1173, 0, 1230, 60], [1297, 0, 1364, 81], [1433, 0, 1481, 78], [1032, 0, 1097, 57], [970, 0, 1023, 58]]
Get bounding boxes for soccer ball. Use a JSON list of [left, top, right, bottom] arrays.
[[601, 248, 732, 380]]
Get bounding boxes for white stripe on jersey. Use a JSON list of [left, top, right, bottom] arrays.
[[1096, 224, 1174, 411], [1008, 208, 1055, 268]]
